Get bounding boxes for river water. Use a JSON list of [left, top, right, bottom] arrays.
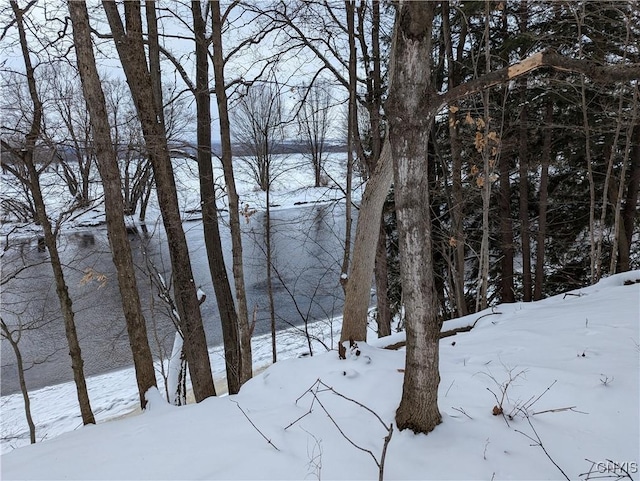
[[0, 204, 351, 395]]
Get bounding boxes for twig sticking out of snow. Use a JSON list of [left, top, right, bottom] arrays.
[[299, 426, 323, 481], [515, 409, 570, 481], [532, 406, 588, 416], [483, 365, 528, 426], [230, 400, 280, 451], [286, 378, 393, 481], [451, 407, 473, 419]]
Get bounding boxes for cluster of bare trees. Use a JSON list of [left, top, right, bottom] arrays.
[[1, 0, 638, 442]]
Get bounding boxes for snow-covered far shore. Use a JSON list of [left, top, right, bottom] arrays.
[[0, 152, 362, 239], [2, 271, 639, 480]]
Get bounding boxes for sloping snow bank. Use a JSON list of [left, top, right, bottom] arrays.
[[2, 271, 638, 480]]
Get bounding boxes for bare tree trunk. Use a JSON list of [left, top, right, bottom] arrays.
[[476, 92, 491, 312], [499, 154, 515, 303], [340, 0, 356, 295], [496, 0, 514, 305], [340, 142, 393, 343], [69, 0, 157, 408], [518, 89, 532, 301], [609, 88, 638, 274], [516, 3, 533, 302], [138, 171, 153, 222], [387, 2, 442, 435], [369, 0, 391, 336], [354, 0, 391, 335], [1, 320, 36, 443], [29, 165, 95, 424], [365, 0, 383, 168], [476, 3, 493, 312], [442, 2, 467, 316], [103, 1, 215, 401], [596, 96, 625, 278], [618, 123, 640, 272], [211, 1, 253, 385], [145, 1, 165, 128], [374, 220, 391, 337], [10, 0, 95, 425], [574, 8, 597, 283], [191, 0, 240, 394], [451, 125, 467, 315], [534, 100, 553, 301], [582, 81, 597, 283], [265, 191, 277, 364]]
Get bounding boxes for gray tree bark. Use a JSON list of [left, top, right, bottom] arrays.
[[499, 155, 515, 304], [1, 319, 36, 444], [374, 220, 391, 338], [10, 0, 95, 426], [386, 2, 442, 434], [518, 91, 533, 302], [191, 0, 240, 395], [211, 1, 253, 385], [103, 0, 215, 401], [618, 124, 640, 272], [534, 100, 552, 301], [340, 141, 393, 343], [340, 0, 356, 295], [68, 0, 157, 408]]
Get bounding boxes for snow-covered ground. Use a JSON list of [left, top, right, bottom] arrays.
[[2, 271, 638, 479]]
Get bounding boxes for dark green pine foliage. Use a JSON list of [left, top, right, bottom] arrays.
[[420, 0, 639, 320]]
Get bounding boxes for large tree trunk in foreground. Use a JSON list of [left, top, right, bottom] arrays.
[[69, 0, 157, 408], [339, 43, 640, 343], [103, 0, 215, 401], [386, 2, 442, 435], [341, 0, 640, 435]]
